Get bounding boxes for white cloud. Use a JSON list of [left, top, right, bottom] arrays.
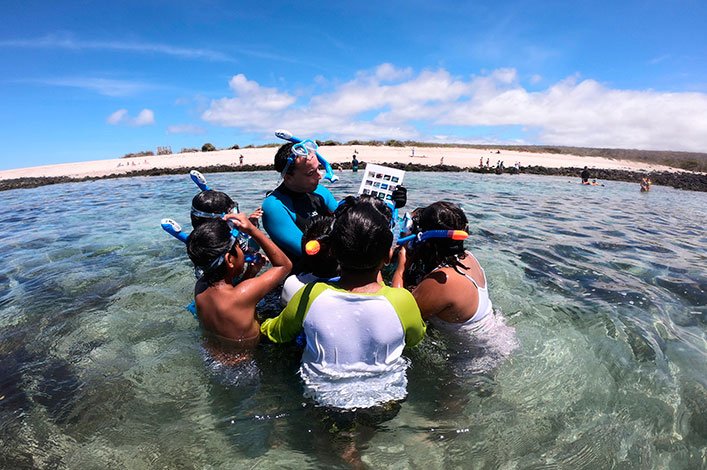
[[133, 109, 155, 125], [107, 109, 128, 125], [200, 65, 707, 151], [167, 124, 206, 135], [107, 108, 155, 126], [30, 77, 154, 97], [0, 34, 233, 62]]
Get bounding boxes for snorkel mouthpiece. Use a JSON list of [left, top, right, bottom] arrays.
[[274, 129, 339, 183], [190, 170, 211, 191], [161, 218, 189, 243], [275, 129, 294, 141]]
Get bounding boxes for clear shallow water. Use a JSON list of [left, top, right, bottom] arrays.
[[1, 171, 705, 468]]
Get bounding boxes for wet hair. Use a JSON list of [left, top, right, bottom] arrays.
[[331, 200, 393, 272], [186, 219, 234, 285], [274, 143, 296, 174], [336, 194, 393, 225], [410, 201, 469, 278], [190, 190, 237, 228], [299, 215, 338, 278]]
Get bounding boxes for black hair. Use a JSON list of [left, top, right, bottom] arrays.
[[335, 194, 393, 225], [274, 143, 296, 174], [190, 190, 236, 228], [331, 200, 392, 272], [186, 219, 234, 285], [299, 215, 338, 278], [409, 201, 469, 281]]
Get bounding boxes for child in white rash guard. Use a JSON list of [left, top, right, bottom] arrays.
[[262, 199, 426, 409]]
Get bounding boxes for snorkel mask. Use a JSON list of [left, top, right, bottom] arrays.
[[193, 226, 257, 280], [275, 129, 339, 183]]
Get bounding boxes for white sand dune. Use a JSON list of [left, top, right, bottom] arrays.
[[0, 145, 677, 181]]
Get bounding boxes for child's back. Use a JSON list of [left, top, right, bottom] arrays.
[[262, 201, 425, 409], [188, 213, 291, 344]]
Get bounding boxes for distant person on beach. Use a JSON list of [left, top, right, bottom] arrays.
[[486, 157, 490, 168], [262, 199, 425, 409], [351, 154, 359, 172], [581, 166, 590, 184], [187, 213, 291, 346], [440, 156, 445, 165], [239, 154, 244, 165], [479, 157, 483, 168]]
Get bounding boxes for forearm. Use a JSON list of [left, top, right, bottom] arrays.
[[250, 228, 292, 269]]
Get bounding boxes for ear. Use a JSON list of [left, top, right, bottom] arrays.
[[224, 251, 237, 268]]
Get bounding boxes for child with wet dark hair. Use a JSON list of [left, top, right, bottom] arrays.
[[280, 215, 338, 306], [187, 213, 291, 346], [262, 199, 425, 410], [394, 201, 491, 325], [191, 190, 263, 230]]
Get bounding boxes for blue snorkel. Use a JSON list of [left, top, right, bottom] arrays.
[[160, 217, 259, 264], [161, 218, 189, 243], [397, 229, 469, 248], [275, 129, 339, 183], [190, 170, 211, 191]]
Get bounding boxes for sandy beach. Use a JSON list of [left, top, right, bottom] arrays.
[[0, 145, 679, 181]]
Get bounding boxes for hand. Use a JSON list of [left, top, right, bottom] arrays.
[[391, 185, 407, 209], [242, 253, 267, 279], [248, 207, 263, 227], [223, 212, 257, 235]]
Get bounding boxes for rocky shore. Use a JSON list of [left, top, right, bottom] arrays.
[[1, 161, 706, 193]]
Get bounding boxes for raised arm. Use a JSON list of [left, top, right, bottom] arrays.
[[224, 213, 292, 301], [262, 196, 304, 258]]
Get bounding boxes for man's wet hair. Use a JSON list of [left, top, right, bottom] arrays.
[[331, 200, 392, 272], [190, 190, 236, 228], [187, 219, 233, 285], [299, 215, 338, 278], [274, 143, 296, 174]]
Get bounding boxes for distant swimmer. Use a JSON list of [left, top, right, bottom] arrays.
[[640, 176, 652, 192], [581, 166, 590, 184]]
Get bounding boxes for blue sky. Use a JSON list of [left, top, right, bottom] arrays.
[[1, 0, 706, 170]]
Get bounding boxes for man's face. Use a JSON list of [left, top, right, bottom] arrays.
[[284, 151, 321, 193]]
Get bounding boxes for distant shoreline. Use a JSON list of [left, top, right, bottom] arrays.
[[2, 161, 705, 193]]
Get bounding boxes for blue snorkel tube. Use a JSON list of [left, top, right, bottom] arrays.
[[397, 229, 469, 248], [275, 129, 339, 183], [161, 218, 190, 243], [190, 170, 211, 191]]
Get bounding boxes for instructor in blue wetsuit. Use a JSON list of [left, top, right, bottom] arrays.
[[262, 142, 338, 262]]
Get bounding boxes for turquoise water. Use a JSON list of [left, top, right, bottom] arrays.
[[1, 171, 705, 468]]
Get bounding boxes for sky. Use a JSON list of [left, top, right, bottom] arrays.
[[1, 0, 706, 170]]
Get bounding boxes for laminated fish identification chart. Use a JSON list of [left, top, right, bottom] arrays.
[[357, 164, 406, 202]]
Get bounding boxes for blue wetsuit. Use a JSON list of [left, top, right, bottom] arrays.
[[262, 184, 338, 260]]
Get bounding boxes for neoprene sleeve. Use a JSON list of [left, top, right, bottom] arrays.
[[262, 185, 338, 258]]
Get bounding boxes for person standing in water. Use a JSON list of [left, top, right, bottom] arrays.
[[351, 153, 359, 172], [581, 166, 590, 184], [262, 199, 425, 410]]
